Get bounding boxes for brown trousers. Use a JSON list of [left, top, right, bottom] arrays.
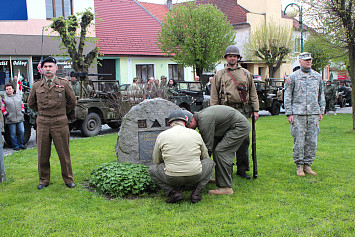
[[37, 115, 74, 185]]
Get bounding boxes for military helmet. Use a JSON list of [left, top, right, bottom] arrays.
[[182, 110, 193, 124], [168, 110, 188, 124], [224, 45, 242, 58]]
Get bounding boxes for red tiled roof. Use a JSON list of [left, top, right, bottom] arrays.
[[95, 0, 165, 56], [188, 0, 248, 25], [95, 0, 248, 56], [139, 2, 169, 23]]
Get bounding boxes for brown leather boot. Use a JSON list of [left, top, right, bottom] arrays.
[[190, 189, 202, 203], [208, 187, 233, 195], [304, 165, 317, 175], [165, 190, 183, 204], [297, 165, 305, 177]]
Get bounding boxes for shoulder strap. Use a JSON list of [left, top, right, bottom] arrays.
[[226, 69, 240, 88]]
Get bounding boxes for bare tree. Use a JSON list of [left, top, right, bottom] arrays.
[[299, 0, 355, 129], [244, 21, 293, 78]]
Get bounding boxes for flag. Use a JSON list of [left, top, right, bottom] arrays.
[[37, 58, 43, 75], [17, 70, 23, 97]]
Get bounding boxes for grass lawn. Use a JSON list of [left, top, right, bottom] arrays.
[[0, 114, 354, 236]]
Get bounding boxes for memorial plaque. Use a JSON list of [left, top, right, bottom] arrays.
[[138, 131, 163, 160], [116, 98, 180, 166]]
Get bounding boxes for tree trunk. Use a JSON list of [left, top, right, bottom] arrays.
[[349, 43, 355, 130], [195, 66, 203, 77], [268, 65, 275, 79]]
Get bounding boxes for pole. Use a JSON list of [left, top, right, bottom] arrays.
[[284, 3, 303, 52], [0, 122, 6, 183], [300, 6, 303, 53], [251, 111, 258, 179]]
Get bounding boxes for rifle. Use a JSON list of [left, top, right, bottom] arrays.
[[252, 111, 258, 178]]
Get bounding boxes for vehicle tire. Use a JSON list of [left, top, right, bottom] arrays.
[[270, 101, 281, 115], [81, 112, 102, 137], [108, 122, 120, 129], [4, 120, 31, 147], [341, 98, 346, 108]]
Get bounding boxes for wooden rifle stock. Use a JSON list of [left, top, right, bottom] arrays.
[[252, 112, 258, 178]]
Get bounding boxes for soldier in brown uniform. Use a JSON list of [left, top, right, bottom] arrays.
[[28, 57, 77, 189], [210, 45, 259, 180]]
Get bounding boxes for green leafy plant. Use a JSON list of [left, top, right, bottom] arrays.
[[89, 162, 156, 197]]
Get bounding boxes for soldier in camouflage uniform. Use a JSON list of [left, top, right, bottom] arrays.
[[284, 52, 325, 177], [324, 80, 337, 115], [210, 45, 259, 180]]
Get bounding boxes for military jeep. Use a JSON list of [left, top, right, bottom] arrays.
[[68, 80, 123, 137], [254, 78, 284, 115], [168, 81, 210, 112]]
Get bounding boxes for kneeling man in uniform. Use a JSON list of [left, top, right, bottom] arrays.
[[148, 110, 215, 204]]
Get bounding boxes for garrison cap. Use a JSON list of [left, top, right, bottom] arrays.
[[41, 57, 57, 67], [298, 52, 312, 60]]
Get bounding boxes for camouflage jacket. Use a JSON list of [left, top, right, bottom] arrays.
[[284, 69, 325, 116], [324, 84, 336, 100]]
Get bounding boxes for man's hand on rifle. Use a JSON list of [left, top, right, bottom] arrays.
[[251, 112, 259, 121]]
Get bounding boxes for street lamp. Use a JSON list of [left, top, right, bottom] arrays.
[[284, 3, 303, 53]]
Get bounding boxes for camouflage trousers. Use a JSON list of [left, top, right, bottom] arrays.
[[290, 115, 320, 166], [325, 97, 335, 112]]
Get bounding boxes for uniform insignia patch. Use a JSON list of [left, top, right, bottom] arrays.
[[286, 77, 291, 84], [55, 85, 65, 88]]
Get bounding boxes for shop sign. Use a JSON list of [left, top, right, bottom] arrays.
[[57, 61, 72, 69], [338, 70, 347, 80], [12, 61, 28, 67], [0, 61, 9, 66]]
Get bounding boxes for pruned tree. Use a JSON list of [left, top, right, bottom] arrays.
[[50, 9, 99, 80], [157, 2, 235, 77], [304, 35, 331, 72], [244, 21, 293, 78], [299, 0, 355, 129]]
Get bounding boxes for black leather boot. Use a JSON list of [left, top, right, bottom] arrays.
[[236, 171, 251, 180], [190, 189, 202, 203], [165, 189, 183, 204]]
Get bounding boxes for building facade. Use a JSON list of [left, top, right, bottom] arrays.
[[0, 0, 96, 88]]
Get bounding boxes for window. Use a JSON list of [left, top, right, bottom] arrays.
[[46, 0, 73, 19], [294, 37, 301, 53], [168, 64, 184, 81], [136, 64, 154, 83]]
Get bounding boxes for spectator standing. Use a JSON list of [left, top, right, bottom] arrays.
[[1, 83, 26, 150], [69, 73, 80, 96], [205, 76, 213, 95], [324, 80, 337, 115], [284, 52, 325, 177]]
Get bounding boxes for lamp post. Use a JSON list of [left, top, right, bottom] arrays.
[[284, 3, 303, 53]]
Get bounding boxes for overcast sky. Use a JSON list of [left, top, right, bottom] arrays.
[[138, 0, 297, 9]]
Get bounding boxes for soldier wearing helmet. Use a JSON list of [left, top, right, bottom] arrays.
[[210, 45, 259, 180], [148, 110, 215, 204]]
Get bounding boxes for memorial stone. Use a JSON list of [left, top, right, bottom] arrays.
[[115, 98, 180, 166]]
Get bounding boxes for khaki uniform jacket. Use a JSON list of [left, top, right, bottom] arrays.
[[28, 76, 76, 117], [210, 65, 259, 111], [153, 123, 210, 177]]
